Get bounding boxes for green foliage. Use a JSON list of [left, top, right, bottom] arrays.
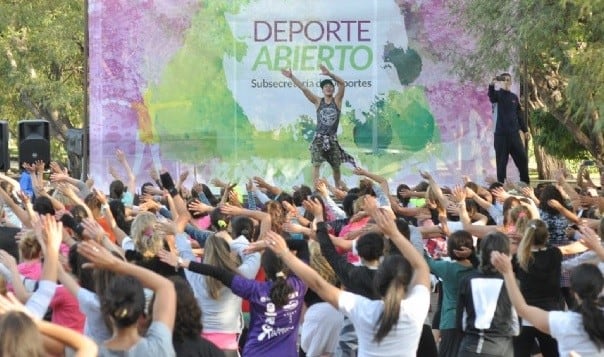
[[383, 43, 422, 85], [349, 97, 393, 152], [148, 0, 256, 162], [0, 0, 84, 158], [531, 109, 587, 160]]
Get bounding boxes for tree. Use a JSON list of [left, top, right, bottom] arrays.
[[0, 0, 85, 157], [447, 0, 603, 178]]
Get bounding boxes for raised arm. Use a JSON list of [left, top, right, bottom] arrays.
[[0, 293, 98, 357], [78, 241, 176, 331], [320, 64, 345, 106], [220, 204, 271, 239], [115, 149, 136, 195], [282, 68, 321, 106], [491, 252, 550, 334], [266, 230, 341, 308], [366, 196, 430, 289], [420, 170, 449, 212]]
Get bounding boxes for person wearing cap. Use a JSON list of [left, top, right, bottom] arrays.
[[489, 73, 530, 184], [282, 65, 356, 189]]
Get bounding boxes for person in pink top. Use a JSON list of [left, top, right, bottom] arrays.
[[17, 231, 42, 280], [49, 284, 86, 333]]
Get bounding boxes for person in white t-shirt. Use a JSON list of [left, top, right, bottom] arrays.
[[491, 226, 604, 357], [265, 196, 431, 357]]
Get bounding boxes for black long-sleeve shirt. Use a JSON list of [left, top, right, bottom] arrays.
[[488, 84, 527, 134], [316, 221, 380, 299]]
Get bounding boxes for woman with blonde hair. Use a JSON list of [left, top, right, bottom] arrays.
[[125, 211, 184, 278], [159, 211, 263, 356], [513, 219, 563, 356]]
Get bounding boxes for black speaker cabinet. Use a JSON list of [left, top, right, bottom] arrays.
[[18, 120, 50, 167], [0, 121, 9, 171]]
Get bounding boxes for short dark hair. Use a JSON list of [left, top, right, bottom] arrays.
[[356, 232, 384, 262], [320, 79, 334, 88]]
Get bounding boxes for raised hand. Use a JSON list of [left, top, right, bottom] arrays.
[[81, 218, 106, 243], [252, 176, 270, 189], [352, 167, 367, 176], [491, 186, 509, 202], [41, 214, 63, 254], [245, 178, 255, 192], [362, 194, 379, 214], [22, 162, 36, 173], [264, 231, 289, 257], [77, 241, 119, 269], [210, 177, 227, 188], [220, 204, 243, 217], [281, 201, 297, 216], [451, 185, 467, 203], [578, 226, 602, 252], [149, 167, 160, 182], [314, 179, 329, 197], [179, 170, 189, 183], [398, 188, 413, 198], [34, 160, 45, 173], [188, 199, 212, 213], [281, 68, 293, 78], [157, 249, 179, 267], [490, 251, 512, 275], [0, 292, 33, 317], [372, 207, 398, 238], [302, 198, 323, 218], [93, 188, 108, 206], [419, 170, 433, 181], [49, 161, 63, 174], [228, 191, 242, 207], [319, 64, 330, 76], [115, 149, 127, 163]]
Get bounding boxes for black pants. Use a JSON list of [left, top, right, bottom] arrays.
[[494, 133, 529, 184], [418, 323, 438, 357], [513, 326, 559, 357], [438, 328, 462, 357]]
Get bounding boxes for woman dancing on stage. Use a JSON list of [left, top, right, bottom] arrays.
[[282, 65, 356, 189]]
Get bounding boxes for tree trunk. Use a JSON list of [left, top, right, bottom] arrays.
[[532, 142, 565, 180]]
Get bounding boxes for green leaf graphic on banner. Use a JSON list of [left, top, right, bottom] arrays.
[[145, 1, 255, 162]]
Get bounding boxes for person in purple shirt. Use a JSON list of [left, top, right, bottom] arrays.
[[163, 239, 309, 357]]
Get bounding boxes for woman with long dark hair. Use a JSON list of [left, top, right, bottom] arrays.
[[159, 236, 308, 356], [77, 240, 177, 356], [264, 206, 430, 356]]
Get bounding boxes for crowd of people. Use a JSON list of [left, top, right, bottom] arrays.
[[0, 150, 603, 357]]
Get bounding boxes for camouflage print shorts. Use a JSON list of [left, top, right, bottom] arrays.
[[310, 136, 342, 167]]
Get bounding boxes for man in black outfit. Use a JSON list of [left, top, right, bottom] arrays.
[[488, 73, 530, 184]]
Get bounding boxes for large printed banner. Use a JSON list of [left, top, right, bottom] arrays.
[[88, 0, 498, 191]]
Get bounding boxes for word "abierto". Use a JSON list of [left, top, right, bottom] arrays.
[[254, 20, 371, 42]]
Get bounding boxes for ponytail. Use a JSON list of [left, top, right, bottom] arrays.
[[571, 264, 604, 350], [269, 271, 294, 309], [373, 255, 412, 343], [517, 219, 548, 271], [262, 250, 294, 309], [374, 275, 406, 343]]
